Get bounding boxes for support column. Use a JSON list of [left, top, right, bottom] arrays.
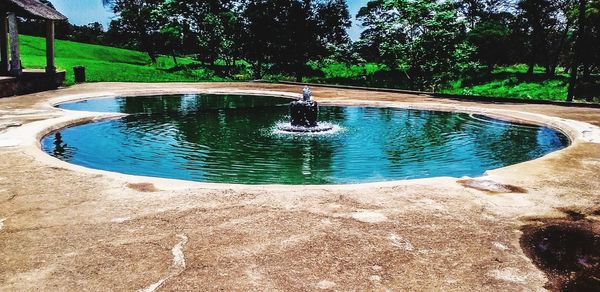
[[45, 20, 55, 73], [0, 13, 8, 75], [7, 12, 21, 76]]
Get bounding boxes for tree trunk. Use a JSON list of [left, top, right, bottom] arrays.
[[171, 49, 178, 66], [583, 64, 590, 79], [253, 60, 262, 80], [548, 21, 571, 78], [147, 51, 157, 64], [140, 31, 156, 64], [567, 0, 587, 102], [527, 34, 538, 78], [544, 64, 552, 78], [548, 64, 558, 78], [541, 33, 553, 78], [581, 10, 590, 80], [295, 61, 304, 82], [527, 56, 535, 78]]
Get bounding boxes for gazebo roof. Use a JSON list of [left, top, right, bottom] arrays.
[[2, 0, 67, 21]]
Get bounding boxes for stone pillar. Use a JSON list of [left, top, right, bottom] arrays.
[[0, 13, 8, 75], [45, 20, 55, 73], [7, 12, 21, 76]]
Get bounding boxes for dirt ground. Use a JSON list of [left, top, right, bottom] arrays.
[[1, 82, 599, 291]]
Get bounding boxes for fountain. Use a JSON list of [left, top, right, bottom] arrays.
[[277, 86, 334, 133]]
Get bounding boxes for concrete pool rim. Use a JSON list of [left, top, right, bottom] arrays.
[[3, 88, 600, 190]]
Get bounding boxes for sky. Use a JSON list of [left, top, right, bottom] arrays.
[[48, 0, 367, 40]]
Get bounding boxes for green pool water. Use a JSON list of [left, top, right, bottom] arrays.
[[42, 94, 569, 184]]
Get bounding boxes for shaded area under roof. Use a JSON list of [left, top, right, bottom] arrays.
[[1, 0, 67, 20]]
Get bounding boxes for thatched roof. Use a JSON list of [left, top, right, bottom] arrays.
[[2, 0, 67, 21]]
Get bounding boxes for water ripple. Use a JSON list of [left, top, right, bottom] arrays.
[[43, 94, 570, 184]]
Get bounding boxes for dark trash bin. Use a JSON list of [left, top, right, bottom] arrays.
[[73, 66, 86, 83]]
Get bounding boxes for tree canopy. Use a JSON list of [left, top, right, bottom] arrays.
[[33, 0, 600, 101]]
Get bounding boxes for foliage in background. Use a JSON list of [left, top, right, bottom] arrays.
[[240, 0, 352, 80], [98, 0, 352, 82], [442, 65, 572, 101], [15, 0, 600, 101], [355, 0, 480, 91]]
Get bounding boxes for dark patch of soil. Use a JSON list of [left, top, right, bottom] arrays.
[[520, 218, 600, 291]]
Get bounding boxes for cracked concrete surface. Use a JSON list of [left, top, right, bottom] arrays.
[[1, 82, 600, 290], [140, 233, 188, 292]]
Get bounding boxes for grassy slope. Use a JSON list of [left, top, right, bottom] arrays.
[[441, 65, 569, 101], [19, 35, 219, 85]]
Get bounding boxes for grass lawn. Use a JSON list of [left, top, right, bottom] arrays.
[[442, 65, 570, 101], [19, 35, 227, 85], [306, 63, 575, 101]]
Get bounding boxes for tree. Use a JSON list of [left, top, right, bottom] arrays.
[[316, 0, 352, 46], [467, 19, 512, 72], [457, 0, 511, 27], [108, 0, 164, 63], [457, 1, 526, 73], [241, 0, 278, 79], [567, 0, 587, 101], [271, 0, 319, 81], [156, 0, 242, 66], [242, 0, 351, 81], [518, 0, 570, 77], [356, 0, 478, 90], [271, 0, 351, 81], [587, 0, 600, 75], [355, 0, 406, 66], [159, 23, 183, 65], [69, 23, 105, 45]]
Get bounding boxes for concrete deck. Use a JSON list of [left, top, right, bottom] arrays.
[[1, 82, 599, 291]]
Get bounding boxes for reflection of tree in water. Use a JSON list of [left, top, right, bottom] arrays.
[[173, 106, 338, 184], [465, 115, 563, 168], [264, 134, 338, 184], [117, 94, 336, 184], [378, 109, 568, 173], [52, 132, 74, 161], [117, 94, 290, 115], [381, 109, 471, 166]]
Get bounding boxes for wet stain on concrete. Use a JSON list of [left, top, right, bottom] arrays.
[[457, 179, 527, 194], [520, 214, 600, 291], [127, 183, 159, 193]]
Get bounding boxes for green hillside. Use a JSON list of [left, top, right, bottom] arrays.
[[19, 35, 222, 85]]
